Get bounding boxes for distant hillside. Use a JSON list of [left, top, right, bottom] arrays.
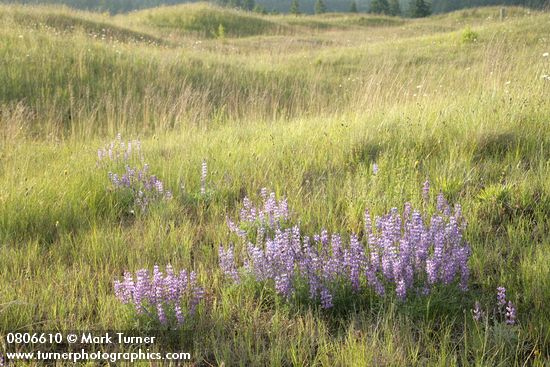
[[0, 0, 548, 14], [0, 2, 544, 135]]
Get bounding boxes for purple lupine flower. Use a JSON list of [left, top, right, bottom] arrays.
[[227, 218, 246, 238], [114, 272, 134, 304], [426, 216, 445, 284], [473, 301, 483, 321], [422, 180, 430, 203], [454, 204, 463, 223], [200, 160, 207, 195], [409, 211, 424, 264], [396, 236, 411, 281], [260, 187, 268, 199], [426, 259, 438, 285], [174, 304, 185, 325], [497, 287, 507, 311], [348, 234, 365, 291], [366, 267, 385, 296], [505, 301, 516, 325], [156, 303, 167, 325], [437, 192, 451, 216], [152, 265, 166, 304], [364, 208, 373, 239], [372, 163, 379, 175], [122, 272, 136, 302], [219, 245, 240, 282], [395, 278, 407, 300], [275, 273, 293, 298], [164, 264, 178, 303], [403, 202, 412, 221], [329, 234, 344, 277], [134, 269, 151, 313], [188, 271, 205, 315], [320, 287, 333, 309], [278, 198, 289, 221], [154, 179, 164, 194], [381, 236, 395, 281]]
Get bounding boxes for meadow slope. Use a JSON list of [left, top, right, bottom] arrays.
[[0, 3, 549, 366]]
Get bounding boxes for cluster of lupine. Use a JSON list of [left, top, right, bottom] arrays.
[[109, 164, 172, 211], [472, 287, 517, 325], [97, 133, 143, 164], [98, 134, 171, 212], [219, 184, 471, 308], [226, 188, 290, 240], [114, 265, 204, 326]]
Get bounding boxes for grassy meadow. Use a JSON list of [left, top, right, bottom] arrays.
[[0, 2, 549, 365]]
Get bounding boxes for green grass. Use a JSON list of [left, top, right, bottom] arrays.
[[128, 3, 287, 38], [0, 3, 549, 366]]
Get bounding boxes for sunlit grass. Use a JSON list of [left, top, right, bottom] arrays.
[[0, 3, 549, 365]]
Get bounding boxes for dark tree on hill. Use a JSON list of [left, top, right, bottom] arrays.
[[290, 0, 300, 14], [389, 0, 401, 15], [314, 0, 326, 13], [370, 0, 390, 14], [350, 0, 358, 12], [253, 3, 267, 13], [242, 0, 255, 10], [410, 0, 431, 17], [431, 0, 548, 13]]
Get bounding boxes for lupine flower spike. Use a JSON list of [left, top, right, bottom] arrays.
[[472, 301, 483, 321], [200, 160, 207, 195], [505, 301, 516, 325], [422, 179, 430, 203]]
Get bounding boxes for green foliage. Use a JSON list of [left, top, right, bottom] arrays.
[[370, 0, 390, 14], [141, 4, 282, 38], [431, 0, 548, 13], [461, 26, 479, 43], [410, 0, 431, 17], [242, 0, 255, 10], [290, 0, 300, 14], [217, 23, 226, 39], [253, 3, 267, 13], [389, 0, 401, 15], [349, 0, 358, 12], [314, 0, 326, 14]]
